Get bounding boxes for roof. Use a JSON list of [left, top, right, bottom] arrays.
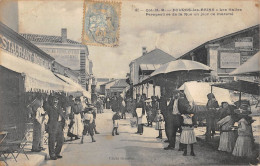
[[96, 78, 110, 82], [20, 33, 81, 45], [178, 24, 259, 59], [100, 79, 117, 86], [130, 48, 176, 66], [0, 22, 54, 61], [110, 79, 129, 88], [212, 80, 259, 96]]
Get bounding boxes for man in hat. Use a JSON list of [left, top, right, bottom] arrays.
[[45, 94, 66, 160], [164, 90, 192, 150], [164, 90, 181, 150]]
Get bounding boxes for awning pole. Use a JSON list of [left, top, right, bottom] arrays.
[[239, 91, 242, 106]]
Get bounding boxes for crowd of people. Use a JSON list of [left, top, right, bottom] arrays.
[[27, 93, 101, 160], [27, 90, 256, 161], [116, 90, 256, 159]]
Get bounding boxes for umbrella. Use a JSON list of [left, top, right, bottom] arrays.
[[150, 59, 212, 77], [230, 51, 259, 76]]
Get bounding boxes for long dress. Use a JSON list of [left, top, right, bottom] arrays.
[[232, 118, 253, 157], [217, 115, 235, 152], [70, 104, 83, 136]]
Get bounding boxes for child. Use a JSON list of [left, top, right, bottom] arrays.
[[180, 113, 197, 156], [81, 107, 96, 144], [154, 110, 164, 139], [112, 111, 121, 136]]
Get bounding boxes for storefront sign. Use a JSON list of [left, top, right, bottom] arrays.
[[40, 47, 81, 70], [220, 52, 240, 68], [235, 37, 253, 51], [0, 33, 51, 69]]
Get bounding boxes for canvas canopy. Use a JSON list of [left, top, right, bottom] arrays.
[[212, 80, 259, 96], [0, 51, 67, 92], [230, 51, 260, 76], [55, 73, 91, 98], [178, 81, 233, 106]]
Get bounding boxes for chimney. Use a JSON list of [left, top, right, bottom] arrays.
[[61, 28, 67, 43], [142, 47, 147, 55]]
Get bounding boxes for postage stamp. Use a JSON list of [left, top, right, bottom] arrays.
[[82, 0, 121, 47]]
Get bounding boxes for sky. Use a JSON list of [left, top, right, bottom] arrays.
[[18, 0, 259, 78]]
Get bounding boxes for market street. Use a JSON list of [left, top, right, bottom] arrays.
[[40, 109, 247, 166]]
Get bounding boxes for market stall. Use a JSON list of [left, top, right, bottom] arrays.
[[178, 81, 233, 113]]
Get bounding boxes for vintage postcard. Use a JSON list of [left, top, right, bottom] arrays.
[[0, 0, 259, 166]]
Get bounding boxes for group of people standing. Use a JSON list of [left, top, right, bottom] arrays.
[[216, 100, 255, 158], [130, 91, 197, 156], [205, 93, 255, 159], [130, 90, 256, 159], [28, 93, 99, 160]]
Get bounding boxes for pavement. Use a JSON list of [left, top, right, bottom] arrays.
[[1, 109, 259, 166]]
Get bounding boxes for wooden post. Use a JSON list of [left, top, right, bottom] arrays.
[[239, 91, 242, 106]]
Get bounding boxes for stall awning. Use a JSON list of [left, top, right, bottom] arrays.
[[179, 81, 233, 106], [55, 73, 91, 98], [230, 52, 260, 76], [0, 51, 67, 92], [212, 80, 259, 96], [139, 64, 161, 71]]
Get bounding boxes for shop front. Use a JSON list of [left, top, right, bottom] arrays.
[[0, 22, 71, 139]]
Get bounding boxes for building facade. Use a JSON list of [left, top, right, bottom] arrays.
[[178, 25, 259, 82], [129, 47, 176, 98], [21, 28, 93, 90], [0, 21, 67, 138]]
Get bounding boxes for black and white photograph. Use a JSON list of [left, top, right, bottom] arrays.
[[0, 0, 259, 165]]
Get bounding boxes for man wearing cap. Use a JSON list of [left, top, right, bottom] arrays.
[[45, 95, 66, 160]]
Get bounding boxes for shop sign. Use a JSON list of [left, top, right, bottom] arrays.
[[235, 37, 253, 51], [41, 47, 80, 70], [220, 52, 240, 68], [0, 33, 51, 69]]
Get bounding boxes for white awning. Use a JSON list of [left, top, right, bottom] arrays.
[[55, 73, 91, 98], [0, 51, 67, 92], [178, 81, 232, 106]]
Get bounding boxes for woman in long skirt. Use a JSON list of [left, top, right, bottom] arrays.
[[217, 114, 235, 152], [232, 116, 253, 157]]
